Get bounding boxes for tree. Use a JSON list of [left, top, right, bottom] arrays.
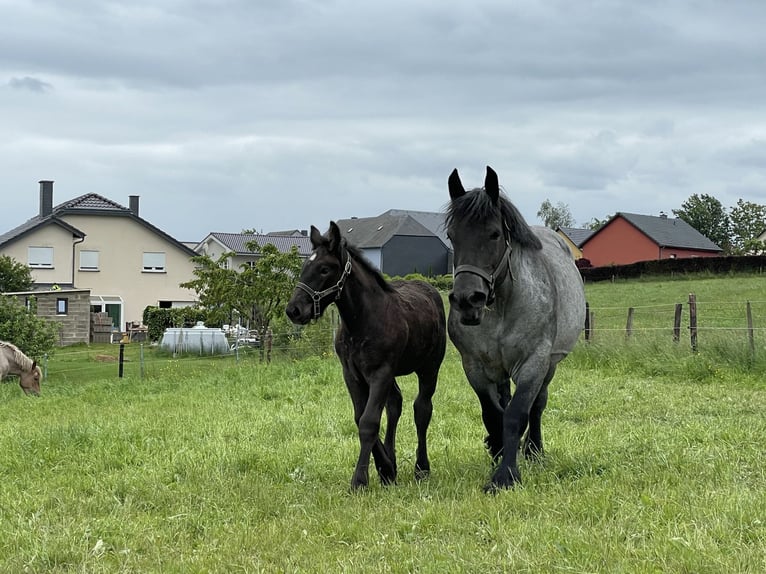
[[0, 255, 33, 292], [180, 242, 302, 350], [0, 295, 58, 358], [179, 252, 240, 327], [537, 199, 575, 229], [729, 199, 766, 254], [672, 194, 731, 253], [583, 215, 611, 231], [239, 241, 302, 333]]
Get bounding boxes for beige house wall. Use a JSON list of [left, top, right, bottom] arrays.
[[197, 237, 257, 271], [1, 217, 198, 331], [62, 215, 198, 326], [3, 224, 77, 285]]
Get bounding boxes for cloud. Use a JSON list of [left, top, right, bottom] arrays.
[[7, 76, 53, 93]]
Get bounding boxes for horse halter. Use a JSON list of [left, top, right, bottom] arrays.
[[295, 254, 353, 320], [453, 222, 513, 306]]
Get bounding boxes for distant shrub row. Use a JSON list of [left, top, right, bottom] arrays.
[[580, 255, 766, 282]]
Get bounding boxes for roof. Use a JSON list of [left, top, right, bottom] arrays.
[[0, 192, 196, 256], [383, 209, 449, 247], [205, 232, 313, 256], [335, 212, 444, 248], [0, 215, 85, 247], [581, 212, 723, 252], [557, 227, 595, 247]]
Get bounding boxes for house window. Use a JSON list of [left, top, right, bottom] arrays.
[[56, 298, 68, 315], [243, 260, 257, 269], [28, 246, 54, 268], [142, 252, 166, 272], [79, 250, 100, 271]]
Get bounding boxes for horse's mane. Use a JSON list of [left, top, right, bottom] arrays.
[[446, 187, 543, 250], [0, 341, 37, 372], [343, 240, 396, 292]]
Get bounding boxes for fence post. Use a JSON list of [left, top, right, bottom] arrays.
[[746, 301, 755, 357], [688, 293, 698, 353], [673, 303, 683, 343], [584, 302, 591, 341], [119, 343, 125, 378], [625, 307, 634, 338], [140, 343, 145, 380], [43, 353, 48, 379]]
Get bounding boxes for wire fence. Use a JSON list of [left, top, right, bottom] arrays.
[[29, 294, 766, 382], [585, 295, 766, 354]]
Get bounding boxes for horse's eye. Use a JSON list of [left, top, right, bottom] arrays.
[[319, 266, 331, 275], [489, 231, 501, 240]]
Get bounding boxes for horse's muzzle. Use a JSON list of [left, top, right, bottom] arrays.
[[285, 300, 312, 325], [449, 290, 487, 326]]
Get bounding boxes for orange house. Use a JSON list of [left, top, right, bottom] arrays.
[[580, 212, 722, 267]]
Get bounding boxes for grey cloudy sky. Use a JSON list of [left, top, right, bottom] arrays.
[[2, 0, 765, 242]]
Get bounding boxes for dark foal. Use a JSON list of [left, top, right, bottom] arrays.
[[286, 222, 446, 490]]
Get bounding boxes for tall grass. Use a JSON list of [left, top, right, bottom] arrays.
[[0, 273, 764, 572]]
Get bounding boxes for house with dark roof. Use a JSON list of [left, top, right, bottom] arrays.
[[556, 227, 595, 260], [194, 232, 313, 270], [0, 180, 198, 338], [580, 212, 723, 267], [335, 212, 450, 277]]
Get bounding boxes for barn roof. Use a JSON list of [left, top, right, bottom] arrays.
[[581, 213, 723, 252], [335, 212, 442, 248]]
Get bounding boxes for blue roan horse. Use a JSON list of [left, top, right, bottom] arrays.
[[286, 222, 447, 490], [446, 166, 586, 492]]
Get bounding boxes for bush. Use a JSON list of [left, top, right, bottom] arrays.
[[0, 295, 58, 359], [143, 306, 208, 342]]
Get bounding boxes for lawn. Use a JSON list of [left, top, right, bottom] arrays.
[[1, 272, 764, 573]]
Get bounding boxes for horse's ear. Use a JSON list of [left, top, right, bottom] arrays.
[[448, 169, 465, 200], [31, 360, 37, 370], [309, 225, 323, 248], [328, 221, 342, 253], [485, 166, 499, 203]]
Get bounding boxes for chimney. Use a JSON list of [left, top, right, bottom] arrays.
[[129, 195, 139, 216], [39, 180, 54, 217]]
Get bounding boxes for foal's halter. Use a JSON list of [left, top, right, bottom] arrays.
[[295, 253, 353, 320], [453, 222, 513, 306]]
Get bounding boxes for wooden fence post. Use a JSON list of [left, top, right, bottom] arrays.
[[746, 301, 755, 356], [688, 293, 698, 353], [626, 307, 634, 338], [584, 302, 591, 341], [673, 303, 683, 343]]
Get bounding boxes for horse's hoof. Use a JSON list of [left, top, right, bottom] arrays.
[[485, 467, 521, 492], [350, 478, 368, 492]]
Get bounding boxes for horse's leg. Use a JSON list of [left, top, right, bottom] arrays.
[[463, 361, 510, 460], [378, 382, 402, 484], [523, 364, 556, 460], [342, 366, 394, 490], [487, 354, 549, 492], [351, 373, 395, 490], [413, 367, 438, 480]]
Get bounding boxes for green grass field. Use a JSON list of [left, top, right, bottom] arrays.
[[1, 273, 765, 573]]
